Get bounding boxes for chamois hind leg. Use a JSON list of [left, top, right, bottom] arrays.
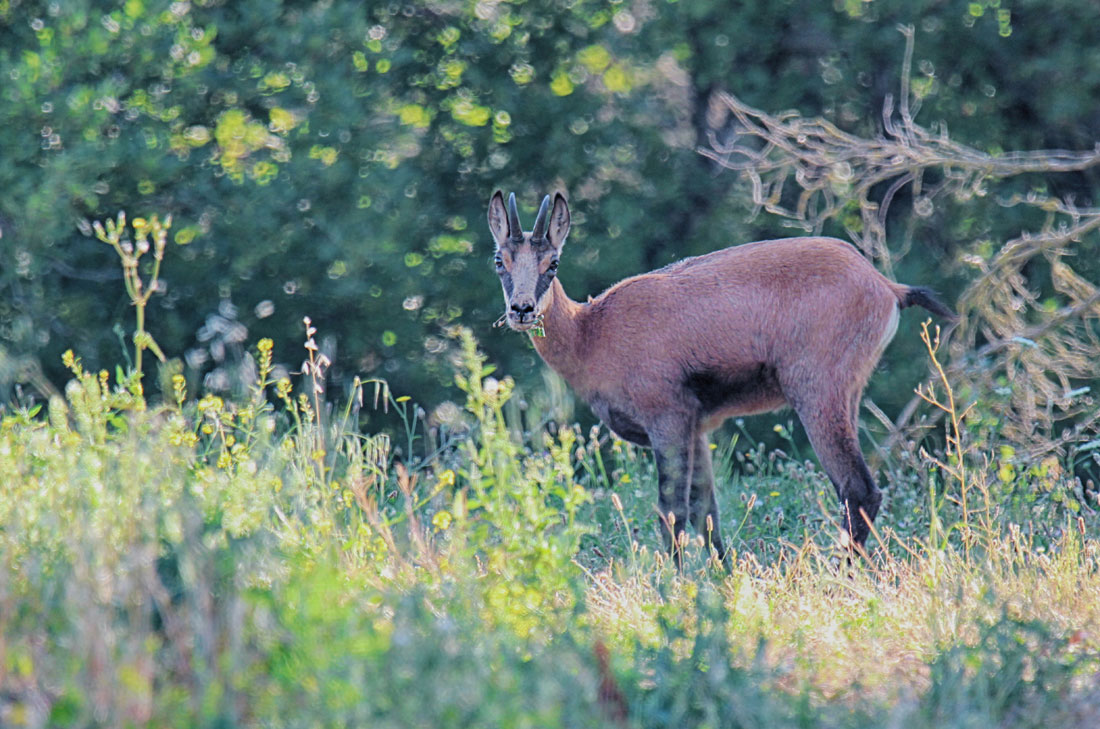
[[647, 413, 696, 566], [689, 433, 729, 568], [849, 390, 862, 437], [793, 393, 882, 549]]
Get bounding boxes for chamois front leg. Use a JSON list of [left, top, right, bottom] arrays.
[[690, 434, 729, 569], [648, 413, 696, 567]]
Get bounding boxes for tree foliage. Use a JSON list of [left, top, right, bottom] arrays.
[[1, 0, 1098, 447]]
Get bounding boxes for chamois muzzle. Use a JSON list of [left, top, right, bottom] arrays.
[[509, 299, 537, 328]]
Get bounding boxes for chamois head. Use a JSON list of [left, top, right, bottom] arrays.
[[487, 191, 571, 331]]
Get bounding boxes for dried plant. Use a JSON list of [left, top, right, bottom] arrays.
[[950, 198, 1100, 459]]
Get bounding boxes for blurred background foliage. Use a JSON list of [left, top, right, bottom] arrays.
[[1, 0, 1098, 431]]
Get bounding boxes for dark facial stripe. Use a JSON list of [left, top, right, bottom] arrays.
[[534, 272, 554, 302], [500, 271, 514, 297]]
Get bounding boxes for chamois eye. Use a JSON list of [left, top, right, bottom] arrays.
[[494, 255, 505, 272], [547, 258, 559, 275]]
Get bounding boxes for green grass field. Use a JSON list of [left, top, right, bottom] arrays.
[[1, 320, 1097, 728]]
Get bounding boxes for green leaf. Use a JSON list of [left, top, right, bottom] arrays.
[[577, 44, 611, 73], [550, 69, 574, 96]]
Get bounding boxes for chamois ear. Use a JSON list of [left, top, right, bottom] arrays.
[[487, 190, 510, 247], [547, 192, 571, 251]]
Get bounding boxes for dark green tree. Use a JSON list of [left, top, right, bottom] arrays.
[[1, 0, 1097, 434]]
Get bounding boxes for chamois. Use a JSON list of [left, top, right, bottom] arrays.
[[487, 190, 954, 564]]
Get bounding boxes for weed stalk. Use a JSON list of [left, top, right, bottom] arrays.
[[915, 319, 983, 560], [92, 212, 172, 398]]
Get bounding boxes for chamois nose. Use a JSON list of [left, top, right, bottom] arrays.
[[510, 300, 535, 320]]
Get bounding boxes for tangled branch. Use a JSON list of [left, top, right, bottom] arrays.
[[951, 200, 1100, 459], [701, 26, 1100, 272]]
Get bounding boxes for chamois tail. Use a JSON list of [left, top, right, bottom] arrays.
[[899, 286, 956, 322]]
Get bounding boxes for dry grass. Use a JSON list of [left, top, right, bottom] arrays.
[[584, 529, 1100, 709]]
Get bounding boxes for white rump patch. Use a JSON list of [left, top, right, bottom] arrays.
[[875, 305, 900, 358]]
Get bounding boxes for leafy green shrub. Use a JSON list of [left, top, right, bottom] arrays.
[[623, 586, 833, 729], [918, 612, 1093, 729], [251, 572, 611, 729], [0, 372, 279, 725]]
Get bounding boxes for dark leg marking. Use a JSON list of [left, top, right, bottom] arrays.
[[689, 434, 729, 569], [649, 416, 696, 567], [794, 399, 881, 547]]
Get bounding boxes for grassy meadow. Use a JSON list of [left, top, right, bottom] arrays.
[[1, 269, 1098, 728], [3, 3, 1099, 727]]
